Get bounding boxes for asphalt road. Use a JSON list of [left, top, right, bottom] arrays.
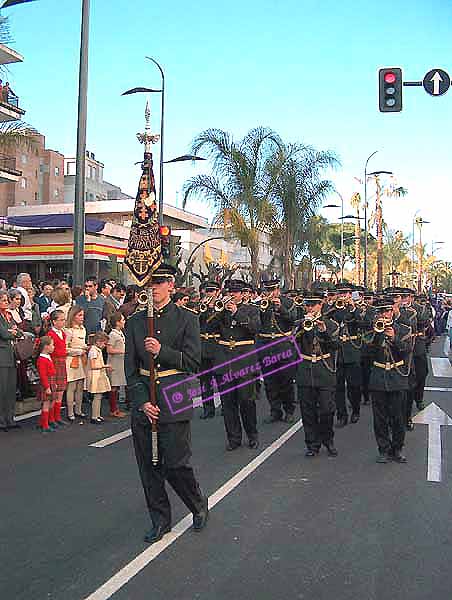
[[2, 338, 452, 600]]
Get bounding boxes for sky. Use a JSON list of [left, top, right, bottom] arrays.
[[3, 0, 452, 259]]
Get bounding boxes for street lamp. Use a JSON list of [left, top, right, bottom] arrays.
[[415, 217, 430, 293], [363, 150, 378, 287], [431, 241, 445, 255]]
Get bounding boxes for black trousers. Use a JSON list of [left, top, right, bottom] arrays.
[[298, 386, 335, 450], [264, 367, 296, 418], [406, 354, 428, 421], [371, 390, 406, 454], [222, 380, 258, 446], [335, 362, 362, 417], [200, 368, 216, 417], [131, 413, 204, 528], [0, 366, 16, 428], [361, 356, 372, 403]]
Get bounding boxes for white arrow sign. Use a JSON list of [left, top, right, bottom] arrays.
[[430, 71, 443, 95], [412, 402, 452, 482]]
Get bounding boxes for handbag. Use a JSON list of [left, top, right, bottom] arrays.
[[14, 336, 35, 361], [70, 355, 80, 369]]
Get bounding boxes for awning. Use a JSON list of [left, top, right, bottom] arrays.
[[6, 214, 106, 233]]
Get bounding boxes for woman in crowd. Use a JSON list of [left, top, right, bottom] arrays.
[[106, 312, 126, 418], [0, 290, 20, 431], [87, 331, 111, 424], [25, 286, 42, 336], [48, 310, 67, 427], [49, 286, 73, 322], [8, 289, 25, 328], [65, 305, 88, 422]]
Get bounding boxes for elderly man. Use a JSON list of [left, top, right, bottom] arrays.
[[16, 273, 33, 320]]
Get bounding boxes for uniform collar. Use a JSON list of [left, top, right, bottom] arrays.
[[154, 299, 172, 315]]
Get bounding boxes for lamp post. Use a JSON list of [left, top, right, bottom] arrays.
[[324, 191, 344, 281], [431, 241, 444, 255], [340, 214, 365, 285], [415, 217, 430, 293], [363, 150, 378, 287]]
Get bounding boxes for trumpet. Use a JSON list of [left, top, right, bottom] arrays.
[[373, 318, 393, 333], [301, 313, 323, 332], [335, 298, 346, 310], [199, 296, 215, 313], [137, 290, 150, 305], [214, 295, 234, 312], [293, 295, 304, 306]]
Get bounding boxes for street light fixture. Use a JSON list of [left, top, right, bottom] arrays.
[[414, 217, 430, 293], [363, 150, 378, 287]]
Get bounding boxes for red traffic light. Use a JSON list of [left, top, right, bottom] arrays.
[[384, 72, 397, 84], [159, 225, 171, 237]]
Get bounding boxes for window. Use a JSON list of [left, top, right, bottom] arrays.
[[54, 189, 59, 198], [20, 177, 26, 189], [55, 166, 60, 176], [21, 154, 27, 165], [92, 167, 96, 180], [34, 192, 38, 202]]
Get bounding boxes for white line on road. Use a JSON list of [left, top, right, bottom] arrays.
[[425, 387, 452, 393], [14, 410, 41, 422], [83, 419, 303, 600], [431, 357, 452, 378], [90, 429, 132, 448]]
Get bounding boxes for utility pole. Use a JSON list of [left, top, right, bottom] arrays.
[[73, 0, 90, 286], [375, 176, 383, 291]]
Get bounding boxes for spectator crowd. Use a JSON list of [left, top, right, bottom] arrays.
[[0, 272, 138, 432]]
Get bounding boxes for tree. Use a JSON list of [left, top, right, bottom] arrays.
[[183, 127, 286, 285], [269, 144, 339, 287]]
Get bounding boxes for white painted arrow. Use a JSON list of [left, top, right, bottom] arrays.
[[430, 71, 443, 95], [412, 402, 452, 482]]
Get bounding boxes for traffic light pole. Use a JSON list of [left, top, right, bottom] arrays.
[[73, 0, 90, 286]]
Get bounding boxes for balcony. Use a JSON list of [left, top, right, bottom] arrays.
[[0, 43, 24, 66], [0, 88, 25, 122], [0, 154, 21, 184]]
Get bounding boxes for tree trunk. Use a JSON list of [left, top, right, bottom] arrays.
[[355, 212, 361, 285], [249, 245, 260, 286], [375, 178, 383, 291]]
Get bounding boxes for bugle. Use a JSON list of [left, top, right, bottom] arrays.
[[301, 313, 323, 332], [214, 295, 234, 312], [199, 296, 215, 313], [373, 318, 393, 333]]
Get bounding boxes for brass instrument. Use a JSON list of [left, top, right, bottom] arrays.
[[373, 318, 393, 333], [259, 290, 276, 312], [137, 290, 150, 305], [293, 295, 304, 306], [335, 298, 346, 309], [301, 313, 323, 332], [199, 296, 214, 313], [214, 295, 234, 312]]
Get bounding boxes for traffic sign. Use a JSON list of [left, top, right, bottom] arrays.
[[422, 68, 450, 96]]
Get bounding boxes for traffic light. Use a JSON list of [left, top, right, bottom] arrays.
[[378, 67, 403, 112], [159, 224, 171, 259]]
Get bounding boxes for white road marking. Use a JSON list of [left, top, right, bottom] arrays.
[[431, 357, 452, 378], [90, 429, 132, 448], [425, 387, 452, 393], [83, 419, 303, 600], [412, 403, 452, 483], [14, 410, 41, 422]]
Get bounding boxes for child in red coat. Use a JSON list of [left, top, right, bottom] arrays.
[[36, 336, 56, 433], [47, 310, 68, 427]]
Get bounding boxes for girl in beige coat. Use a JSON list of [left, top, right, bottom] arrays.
[[87, 331, 111, 424], [106, 312, 126, 418], [65, 306, 88, 421]]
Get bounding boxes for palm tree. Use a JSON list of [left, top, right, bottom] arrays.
[[0, 121, 38, 152], [269, 144, 339, 287], [183, 127, 285, 284]]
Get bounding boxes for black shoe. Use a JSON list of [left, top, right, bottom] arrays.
[[416, 401, 425, 411], [263, 414, 282, 424], [75, 412, 88, 418], [305, 448, 318, 457], [392, 450, 407, 463], [248, 438, 259, 450], [350, 412, 360, 424], [362, 398, 370, 405], [193, 496, 209, 532], [406, 419, 414, 431], [285, 414, 296, 424], [324, 442, 338, 457], [376, 453, 389, 464], [336, 416, 348, 428], [144, 523, 171, 544], [200, 413, 209, 420], [226, 442, 241, 451], [67, 415, 76, 423], [8, 423, 21, 429], [0, 426, 8, 432]]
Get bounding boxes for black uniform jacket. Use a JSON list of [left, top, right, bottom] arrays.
[[125, 301, 201, 423], [295, 317, 339, 389], [258, 295, 297, 367], [365, 322, 412, 392], [199, 306, 220, 363], [330, 305, 366, 364]]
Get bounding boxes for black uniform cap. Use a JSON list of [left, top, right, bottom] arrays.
[[303, 291, 324, 304], [224, 279, 246, 292], [203, 280, 220, 292], [261, 277, 280, 290], [374, 296, 395, 310], [151, 263, 177, 283]]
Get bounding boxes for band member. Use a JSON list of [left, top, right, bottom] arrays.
[[295, 291, 339, 457], [198, 281, 221, 419], [242, 283, 252, 304], [360, 290, 376, 405], [212, 279, 261, 450], [364, 296, 412, 463], [258, 278, 297, 423], [331, 284, 364, 426], [400, 288, 430, 428], [125, 264, 208, 544]]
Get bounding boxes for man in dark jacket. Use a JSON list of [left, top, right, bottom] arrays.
[[125, 264, 208, 544], [364, 296, 412, 463]]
